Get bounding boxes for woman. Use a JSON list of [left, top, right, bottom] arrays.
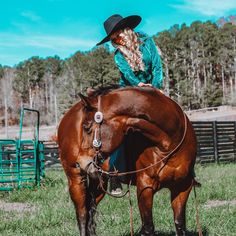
[[96, 14, 163, 89], [96, 14, 163, 195]]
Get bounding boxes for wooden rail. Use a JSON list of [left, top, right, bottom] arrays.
[[192, 121, 236, 163], [42, 121, 236, 167]]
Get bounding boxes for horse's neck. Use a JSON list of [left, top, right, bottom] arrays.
[[103, 89, 184, 152], [114, 90, 185, 151], [105, 89, 176, 126]]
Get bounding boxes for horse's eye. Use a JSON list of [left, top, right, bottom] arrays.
[[83, 122, 92, 134]]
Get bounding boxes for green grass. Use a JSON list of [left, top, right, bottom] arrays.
[[0, 164, 235, 236]]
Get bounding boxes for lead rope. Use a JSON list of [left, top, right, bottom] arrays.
[[193, 185, 203, 236], [128, 180, 134, 236], [93, 93, 201, 235], [97, 174, 134, 235], [97, 112, 188, 178], [94, 92, 188, 178]]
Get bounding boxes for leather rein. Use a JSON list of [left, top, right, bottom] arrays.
[[90, 93, 188, 178], [87, 92, 202, 236]]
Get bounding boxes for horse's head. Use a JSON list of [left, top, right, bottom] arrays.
[[76, 92, 127, 178]]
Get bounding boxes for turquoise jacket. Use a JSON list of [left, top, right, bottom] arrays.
[[114, 34, 163, 89]]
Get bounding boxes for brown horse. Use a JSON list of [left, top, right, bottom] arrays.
[[58, 86, 198, 236]]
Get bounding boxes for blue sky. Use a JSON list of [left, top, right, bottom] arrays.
[[1, 0, 236, 66]]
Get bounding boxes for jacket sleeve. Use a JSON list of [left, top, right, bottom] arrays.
[[114, 52, 140, 86], [147, 37, 163, 89]]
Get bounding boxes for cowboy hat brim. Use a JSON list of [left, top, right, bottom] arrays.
[[96, 15, 141, 46]]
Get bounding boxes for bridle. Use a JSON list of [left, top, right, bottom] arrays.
[[92, 95, 103, 148], [91, 96, 104, 163]]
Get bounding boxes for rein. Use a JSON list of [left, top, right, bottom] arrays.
[[86, 90, 201, 236], [92, 93, 188, 178], [90, 92, 188, 236], [87, 91, 202, 236]]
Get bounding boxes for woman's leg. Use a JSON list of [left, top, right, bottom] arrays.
[[109, 143, 125, 194]]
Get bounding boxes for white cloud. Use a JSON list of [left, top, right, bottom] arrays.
[[0, 33, 96, 51], [0, 33, 96, 65], [27, 35, 96, 50], [171, 0, 236, 16], [21, 11, 42, 22], [0, 53, 24, 66]]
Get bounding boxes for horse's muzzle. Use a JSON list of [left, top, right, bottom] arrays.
[[85, 162, 99, 179], [78, 157, 99, 179]]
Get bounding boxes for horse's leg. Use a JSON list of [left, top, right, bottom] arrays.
[[137, 174, 155, 236], [170, 177, 193, 236], [86, 177, 108, 235], [67, 167, 107, 236], [66, 167, 90, 236]]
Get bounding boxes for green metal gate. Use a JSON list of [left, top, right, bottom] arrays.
[[0, 108, 45, 191]]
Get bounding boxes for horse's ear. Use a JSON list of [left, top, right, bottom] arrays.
[[79, 93, 92, 108]]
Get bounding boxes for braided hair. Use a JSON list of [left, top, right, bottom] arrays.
[[112, 28, 145, 72]]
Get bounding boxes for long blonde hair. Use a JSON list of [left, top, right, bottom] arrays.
[[112, 28, 145, 72]]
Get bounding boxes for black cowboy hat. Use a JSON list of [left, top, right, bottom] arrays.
[[96, 14, 142, 46]]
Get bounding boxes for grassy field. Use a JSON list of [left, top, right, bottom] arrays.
[[0, 164, 235, 236]]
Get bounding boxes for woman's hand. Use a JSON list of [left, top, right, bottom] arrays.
[[138, 82, 152, 87]]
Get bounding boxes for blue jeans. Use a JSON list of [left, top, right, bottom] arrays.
[[109, 142, 126, 172]]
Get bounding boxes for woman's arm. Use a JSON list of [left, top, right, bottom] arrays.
[[148, 38, 163, 89]]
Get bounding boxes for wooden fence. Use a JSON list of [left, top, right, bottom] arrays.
[[192, 121, 236, 164], [42, 121, 236, 167]]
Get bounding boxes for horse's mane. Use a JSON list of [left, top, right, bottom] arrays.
[[87, 84, 121, 97], [87, 85, 159, 99]]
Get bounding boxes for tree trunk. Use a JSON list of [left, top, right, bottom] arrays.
[[164, 58, 170, 96], [222, 65, 225, 102], [54, 94, 58, 126], [4, 96, 8, 138], [45, 79, 49, 113], [29, 87, 33, 108]]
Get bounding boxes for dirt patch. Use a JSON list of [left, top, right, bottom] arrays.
[[0, 125, 56, 140], [0, 200, 36, 213], [204, 200, 236, 209]]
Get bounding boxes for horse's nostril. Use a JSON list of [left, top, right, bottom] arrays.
[[85, 162, 98, 179]]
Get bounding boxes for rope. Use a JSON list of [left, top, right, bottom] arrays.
[[128, 181, 134, 236], [89, 92, 202, 236], [96, 112, 188, 178], [97, 174, 134, 235], [88, 92, 203, 236]]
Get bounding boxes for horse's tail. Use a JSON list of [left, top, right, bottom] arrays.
[[192, 178, 203, 236], [50, 133, 58, 143]]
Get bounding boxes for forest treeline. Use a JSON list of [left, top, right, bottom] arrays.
[[0, 17, 236, 126]]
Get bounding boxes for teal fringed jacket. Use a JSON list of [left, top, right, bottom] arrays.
[[114, 34, 163, 89]]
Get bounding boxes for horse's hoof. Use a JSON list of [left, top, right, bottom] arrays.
[[141, 234, 155, 236], [140, 229, 155, 236], [175, 231, 186, 236]]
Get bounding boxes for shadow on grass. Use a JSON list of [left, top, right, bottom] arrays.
[[123, 227, 208, 236]]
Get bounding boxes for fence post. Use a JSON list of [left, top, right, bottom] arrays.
[[213, 121, 219, 164], [234, 121, 236, 162]]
